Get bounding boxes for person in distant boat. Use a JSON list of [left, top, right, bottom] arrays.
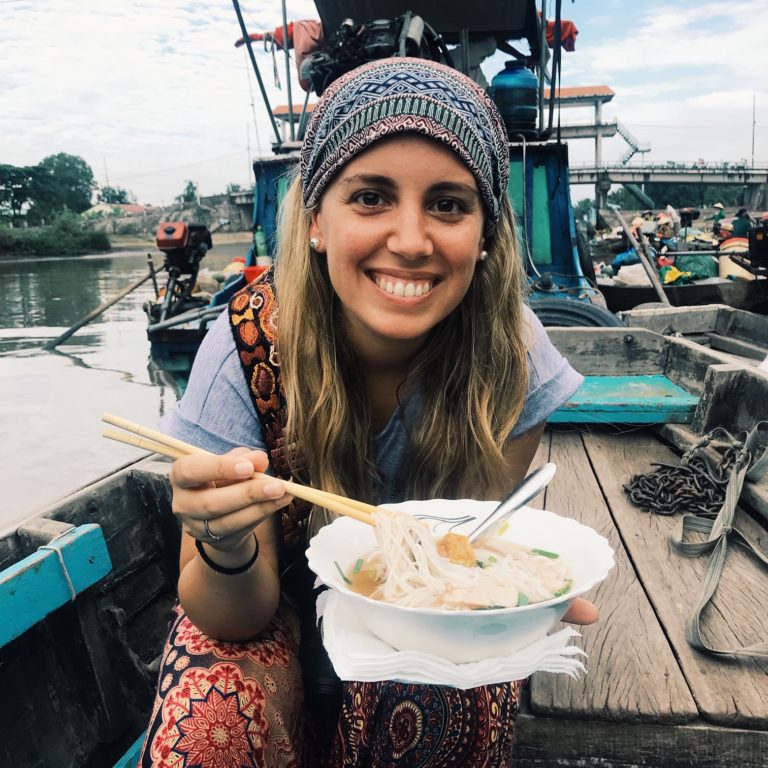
[[136, 57, 598, 768], [705, 202, 727, 235], [663, 201, 681, 235], [731, 207, 753, 238]]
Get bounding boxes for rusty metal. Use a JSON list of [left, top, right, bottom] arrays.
[[624, 451, 730, 517]]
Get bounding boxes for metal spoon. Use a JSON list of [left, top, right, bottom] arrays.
[[466, 462, 557, 543]]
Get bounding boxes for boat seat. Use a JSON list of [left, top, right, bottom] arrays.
[[0, 522, 112, 648], [550, 374, 699, 424]]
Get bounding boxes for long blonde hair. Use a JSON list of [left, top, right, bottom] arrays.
[[275, 172, 529, 527]]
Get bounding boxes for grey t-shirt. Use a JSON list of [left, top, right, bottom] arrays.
[[161, 305, 583, 503]]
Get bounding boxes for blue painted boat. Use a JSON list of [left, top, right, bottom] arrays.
[[3, 324, 768, 767]]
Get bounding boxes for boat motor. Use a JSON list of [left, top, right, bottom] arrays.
[[149, 222, 213, 323], [302, 13, 448, 95]]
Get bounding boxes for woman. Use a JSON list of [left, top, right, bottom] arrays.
[[139, 57, 597, 768]]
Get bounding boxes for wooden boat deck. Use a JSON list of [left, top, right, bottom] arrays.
[[516, 425, 768, 767]]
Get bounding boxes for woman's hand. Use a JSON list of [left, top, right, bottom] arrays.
[[170, 446, 293, 554], [561, 597, 599, 625]]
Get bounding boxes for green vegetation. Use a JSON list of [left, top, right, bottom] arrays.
[[98, 185, 135, 204], [0, 153, 97, 225], [607, 182, 746, 211], [0, 212, 110, 256]]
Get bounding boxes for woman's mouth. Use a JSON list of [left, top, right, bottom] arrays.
[[371, 272, 434, 297]]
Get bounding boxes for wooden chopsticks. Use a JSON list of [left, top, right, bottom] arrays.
[[101, 412, 378, 526]]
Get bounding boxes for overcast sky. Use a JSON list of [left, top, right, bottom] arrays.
[[2, 0, 765, 206]]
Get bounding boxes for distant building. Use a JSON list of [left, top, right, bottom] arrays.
[[83, 203, 154, 217]]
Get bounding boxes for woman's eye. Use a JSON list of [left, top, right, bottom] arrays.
[[352, 190, 385, 207], [432, 198, 463, 214]]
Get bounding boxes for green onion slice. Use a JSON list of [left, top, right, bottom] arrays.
[[334, 561, 352, 584], [531, 548, 560, 559]]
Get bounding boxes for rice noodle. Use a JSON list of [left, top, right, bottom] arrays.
[[354, 508, 572, 610]]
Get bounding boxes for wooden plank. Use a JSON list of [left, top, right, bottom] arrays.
[[583, 431, 768, 728], [663, 335, 740, 394], [0, 524, 111, 647], [618, 304, 721, 335], [515, 711, 768, 768], [716, 306, 768, 346], [550, 374, 698, 424], [706, 333, 767, 360], [529, 429, 697, 723], [546, 328, 667, 376]]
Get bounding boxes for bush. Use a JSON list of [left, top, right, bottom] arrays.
[[0, 213, 111, 256]]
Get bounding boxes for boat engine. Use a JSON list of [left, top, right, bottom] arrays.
[[302, 13, 448, 95], [149, 222, 213, 323]]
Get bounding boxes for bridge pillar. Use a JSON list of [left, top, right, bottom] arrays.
[[746, 182, 766, 210], [596, 174, 612, 211]]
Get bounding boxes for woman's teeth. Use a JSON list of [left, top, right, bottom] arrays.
[[375, 276, 433, 297]]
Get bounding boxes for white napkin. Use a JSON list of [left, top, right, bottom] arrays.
[[317, 591, 586, 689]]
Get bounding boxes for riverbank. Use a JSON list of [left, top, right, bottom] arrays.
[[109, 230, 252, 251]]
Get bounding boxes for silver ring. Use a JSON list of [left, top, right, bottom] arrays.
[[203, 519, 224, 541]]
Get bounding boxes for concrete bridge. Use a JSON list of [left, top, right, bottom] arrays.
[[570, 163, 768, 209]]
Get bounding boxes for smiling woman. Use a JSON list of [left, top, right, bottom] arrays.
[[136, 57, 589, 768]]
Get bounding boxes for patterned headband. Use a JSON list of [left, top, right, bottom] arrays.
[[300, 57, 509, 234]]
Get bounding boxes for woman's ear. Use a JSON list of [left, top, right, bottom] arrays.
[[309, 210, 324, 253]]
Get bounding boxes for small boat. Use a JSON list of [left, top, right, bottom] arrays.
[[3, 326, 767, 768], [143, 222, 263, 393], [143, 221, 218, 358], [594, 215, 768, 314]]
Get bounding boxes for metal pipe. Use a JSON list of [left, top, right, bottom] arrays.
[[538, 0, 547, 133], [147, 305, 225, 333], [280, 0, 295, 141], [231, 0, 282, 146]]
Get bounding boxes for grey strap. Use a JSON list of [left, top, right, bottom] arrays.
[[670, 420, 768, 658]]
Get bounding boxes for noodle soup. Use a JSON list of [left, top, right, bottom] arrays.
[[307, 499, 614, 662], [343, 509, 572, 610]]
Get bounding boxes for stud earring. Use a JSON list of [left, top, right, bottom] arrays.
[[479, 250, 489, 262], [309, 237, 319, 250]]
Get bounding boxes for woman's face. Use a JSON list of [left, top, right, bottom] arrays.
[[310, 134, 485, 360]]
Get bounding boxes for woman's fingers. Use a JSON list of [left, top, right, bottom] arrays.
[[561, 597, 599, 625], [175, 475, 291, 524], [170, 448, 269, 490], [168, 447, 293, 545]]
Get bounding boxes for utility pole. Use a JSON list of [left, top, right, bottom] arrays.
[[752, 93, 756, 169]]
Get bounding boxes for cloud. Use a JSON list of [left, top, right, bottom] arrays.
[[2, 0, 765, 204]]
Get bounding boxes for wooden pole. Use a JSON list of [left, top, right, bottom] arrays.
[[610, 206, 671, 305], [43, 271, 154, 350]]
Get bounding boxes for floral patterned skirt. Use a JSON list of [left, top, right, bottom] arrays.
[[138, 604, 520, 767]]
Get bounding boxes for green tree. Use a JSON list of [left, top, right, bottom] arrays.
[[176, 180, 198, 205], [28, 153, 95, 222], [97, 185, 134, 204], [0, 164, 38, 218], [226, 182, 243, 194]]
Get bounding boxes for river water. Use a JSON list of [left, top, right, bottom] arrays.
[[0, 239, 250, 535]]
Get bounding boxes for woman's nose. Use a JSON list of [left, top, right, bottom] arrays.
[[386, 207, 433, 260]]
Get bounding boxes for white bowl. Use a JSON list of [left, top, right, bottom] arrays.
[[306, 499, 614, 663]]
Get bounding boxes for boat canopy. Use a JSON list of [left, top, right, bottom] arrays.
[[312, 0, 539, 47]]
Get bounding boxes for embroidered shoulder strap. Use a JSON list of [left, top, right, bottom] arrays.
[[228, 270, 311, 549]]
